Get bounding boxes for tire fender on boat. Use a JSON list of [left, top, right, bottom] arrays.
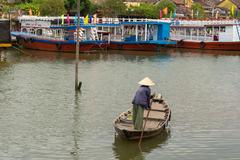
[[29, 38, 34, 43], [56, 43, 62, 50], [177, 39, 184, 47], [200, 41, 205, 49], [23, 37, 28, 43], [16, 36, 20, 44]]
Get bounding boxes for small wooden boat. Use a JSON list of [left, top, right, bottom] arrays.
[[113, 94, 171, 140]]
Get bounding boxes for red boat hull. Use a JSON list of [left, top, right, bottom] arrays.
[[109, 43, 159, 51], [176, 40, 240, 51], [17, 37, 95, 52]]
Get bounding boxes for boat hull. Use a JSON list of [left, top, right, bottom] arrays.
[[16, 36, 98, 52], [113, 97, 171, 140], [109, 43, 159, 51], [114, 125, 166, 140], [175, 40, 240, 51]]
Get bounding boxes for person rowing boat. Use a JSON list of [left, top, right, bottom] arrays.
[[132, 77, 155, 130]]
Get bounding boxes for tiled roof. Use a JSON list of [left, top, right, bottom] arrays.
[[171, 0, 185, 5], [231, 0, 240, 7], [215, 0, 240, 8]]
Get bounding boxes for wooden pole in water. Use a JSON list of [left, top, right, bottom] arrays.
[[75, 0, 81, 91]]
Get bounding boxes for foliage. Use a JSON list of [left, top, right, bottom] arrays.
[[191, 2, 205, 19], [154, 0, 176, 18], [2, 5, 10, 13], [128, 3, 156, 18], [125, 0, 176, 18], [32, 0, 66, 16], [64, 0, 95, 16], [99, 0, 126, 17], [16, 2, 40, 15]]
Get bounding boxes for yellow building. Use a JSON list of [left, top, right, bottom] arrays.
[[184, 0, 193, 8], [217, 0, 239, 11]]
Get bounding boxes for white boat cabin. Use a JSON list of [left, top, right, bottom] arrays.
[[170, 20, 240, 42]]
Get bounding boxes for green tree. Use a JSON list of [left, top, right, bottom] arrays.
[[191, 2, 205, 19], [64, 0, 95, 16], [100, 0, 126, 17], [32, 0, 66, 16], [155, 0, 176, 18], [129, 3, 156, 18], [17, 2, 40, 15]]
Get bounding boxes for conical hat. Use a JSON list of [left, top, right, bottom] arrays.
[[138, 77, 155, 86]]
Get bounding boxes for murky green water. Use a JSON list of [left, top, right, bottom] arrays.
[[0, 48, 240, 160]]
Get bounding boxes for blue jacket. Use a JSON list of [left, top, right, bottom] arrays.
[[132, 86, 151, 109]]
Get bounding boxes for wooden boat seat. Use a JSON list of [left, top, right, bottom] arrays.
[[150, 102, 168, 112], [116, 119, 163, 131], [143, 110, 166, 121]]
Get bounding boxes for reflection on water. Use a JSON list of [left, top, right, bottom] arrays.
[[113, 130, 171, 160], [72, 93, 81, 160], [0, 48, 240, 160]]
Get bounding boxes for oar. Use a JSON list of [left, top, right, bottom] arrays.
[[138, 108, 151, 147]]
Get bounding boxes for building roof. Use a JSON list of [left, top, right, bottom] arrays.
[[171, 0, 185, 5], [216, 0, 240, 9]]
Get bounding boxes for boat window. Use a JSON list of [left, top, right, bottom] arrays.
[[186, 28, 191, 36], [29, 28, 35, 34], [220, 27, 225, 32], [36, 29, 42, 35], [206, 27, 212, 36], [214, 27, 219, 35], [22, 28, 27, 33]]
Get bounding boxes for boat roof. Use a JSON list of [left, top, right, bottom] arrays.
[[50, 20, 170, 29], [171, 24, 235, 28]]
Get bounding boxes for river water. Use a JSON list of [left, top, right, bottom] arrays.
[[0, 48, 239, 160]]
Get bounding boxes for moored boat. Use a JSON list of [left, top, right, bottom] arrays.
[[11, 16, 108, 52], [113, 94, 171, 140], [169, 19, 240, 51], [96, 20, 176, 51], [0, 19, 12, 48]]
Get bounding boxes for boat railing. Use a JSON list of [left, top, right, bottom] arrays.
[[171, 19, 237, 26], [110, 35, 124, 42], [19, 16, 240, 26], [20, 32, 65, 41], [171, 34, 213, 41]]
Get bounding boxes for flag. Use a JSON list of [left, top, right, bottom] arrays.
[[84, 15, 89, 24], [231, 5, 235, 17], [211, 9, 214, 17], [67, 14, 70, 25], [215, 10, 219, 19], [159, 10, 162, 19], [173, 10, 176, 18], [196, 10, 199, 17], [170, 11, 173, 18], [61, 15, 64, 25], [89, 15, 93, 23], [93, 14, 97, 24], [74, 15, 78, 25], [29, 8, 32, 16], [163, 7, 168, 15], [235, 9, 239, 17]]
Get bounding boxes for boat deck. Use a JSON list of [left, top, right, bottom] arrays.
[[115, 102, 169, 132]]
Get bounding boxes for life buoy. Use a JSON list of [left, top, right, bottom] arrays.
[[178, 39, 184, 47], [23, 37, 28, 43], [200, 41, 205, 49], [16, 36, 20, 44], [29, 38, 34, 43], [56, 43, 62, 50]]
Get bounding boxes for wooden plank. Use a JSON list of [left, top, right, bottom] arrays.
[[150, 102, 168, 111], [143, 110, 166, 120]]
